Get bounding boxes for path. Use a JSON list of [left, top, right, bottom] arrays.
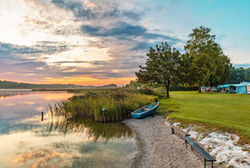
[[124, 116, 203, 168]]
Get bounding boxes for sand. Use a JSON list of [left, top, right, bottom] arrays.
[[124, 116, 203, 168]]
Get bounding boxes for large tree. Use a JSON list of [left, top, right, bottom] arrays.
[[136, 42, 181, 98], [184, 26, 231, 92]]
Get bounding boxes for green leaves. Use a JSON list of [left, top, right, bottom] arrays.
[[228, 67, 250, 84], [184, 26, 231, 87], [136, 26, 232, 95], [136, 42, 181, 97]]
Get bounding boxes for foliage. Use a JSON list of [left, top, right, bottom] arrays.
[[228, 67, 250, 84], [184, 26, 231, 90], [178, 53, 197, 86], [135, 42, 181, 97], [126, 81, 161, 97], [160, 91, 250, 143], [138, 88, 154, 95], [50, 89, 155, 122], [125, 80, 140, 89], [136, 26, 231, 96]]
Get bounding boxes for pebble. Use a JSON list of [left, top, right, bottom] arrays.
[[124, 116, 203, 168]]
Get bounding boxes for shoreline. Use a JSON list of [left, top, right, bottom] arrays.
[[123, 120, 144, 168], [0, 89, 32, 92], [124, 116, 203, 168]]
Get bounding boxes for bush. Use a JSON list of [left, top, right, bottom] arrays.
[[139, 88, 154, 95], [50, 89, 155, 122]]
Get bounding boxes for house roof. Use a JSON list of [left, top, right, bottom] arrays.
[[218, 81, 250, 88], [218, 84, 231, 88], [230, 84, 247, 87]]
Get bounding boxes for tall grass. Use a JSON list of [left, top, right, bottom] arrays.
[[50, 89, 155, 122]]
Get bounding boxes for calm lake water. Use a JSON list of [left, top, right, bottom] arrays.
[[0, 91, 136, 168]]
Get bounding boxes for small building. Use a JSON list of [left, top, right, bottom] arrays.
[[217, 84, 230, 93], [241, 82, 250, 94], [218, 82, 250, 95], [229, 84, 246, 94]]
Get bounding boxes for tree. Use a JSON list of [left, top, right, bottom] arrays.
[[178, 53, 197, 87], [184, 26, 231, 92], [135, 42, 181, 98], [248, 68, 250, 81], [228, 67, 250, 83]]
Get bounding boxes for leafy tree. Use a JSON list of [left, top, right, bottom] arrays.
[[248, 68, 250, 81], [135, 42, 181, 98], [228, 67, 250, 83], [178, 53, 197, 86], [184, 26, 231, 92]]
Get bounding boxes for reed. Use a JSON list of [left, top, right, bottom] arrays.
[[50, 89, 155, 122]]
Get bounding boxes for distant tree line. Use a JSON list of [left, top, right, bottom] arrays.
[[0, 80, 118, 89], [0, 80, 82, 89], [228, 67, 250, 84], [136, 26, 231, 97]]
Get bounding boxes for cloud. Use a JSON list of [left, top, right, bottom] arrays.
[[0, 41, 71, 59], [81, 22, 182, 45], [0, 41, 82, 82], [0, 0, 184, 84], [53, 60, 107, 66], [81, 22, 147, 37], [51, 0, 141, 21], [52, 0, 96, 20]]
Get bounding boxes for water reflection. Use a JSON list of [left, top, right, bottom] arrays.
[[0, 90, 31, 98], [47, 116, 133, 141], [0, 91, 74, 130], [0, 91, 136, 168]]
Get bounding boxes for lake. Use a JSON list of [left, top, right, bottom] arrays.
[[0, 91, 137, 168]]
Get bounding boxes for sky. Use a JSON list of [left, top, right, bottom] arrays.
[[0, 0, 249, 85]]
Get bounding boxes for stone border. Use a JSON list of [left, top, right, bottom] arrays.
[[166, 120, 218, 167]]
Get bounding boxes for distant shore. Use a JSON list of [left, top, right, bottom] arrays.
[[0, 89, 32, 92], [0, 87, 118, 92]]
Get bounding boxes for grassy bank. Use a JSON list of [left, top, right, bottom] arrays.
[[159, 91, 250, 143], [50, 89, 156, 122]]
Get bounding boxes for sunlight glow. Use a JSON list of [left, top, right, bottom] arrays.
[[44, 76, 135, 86]]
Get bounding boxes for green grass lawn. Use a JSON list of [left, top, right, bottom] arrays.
[[159, 91, 250, 141]]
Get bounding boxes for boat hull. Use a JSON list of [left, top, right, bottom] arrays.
[[131, 102, 159, 119]]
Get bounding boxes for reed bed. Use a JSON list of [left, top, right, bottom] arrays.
[[50, 89, 156, 122]]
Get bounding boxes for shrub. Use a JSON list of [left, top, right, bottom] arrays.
[[50, 89, 155, 122]]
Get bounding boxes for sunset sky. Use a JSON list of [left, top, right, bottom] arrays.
[[0, 0, 249, 85]]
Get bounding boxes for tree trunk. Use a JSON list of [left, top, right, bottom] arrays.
[[165, 83, 170, 98], [167, 85, 170, 98], [199, 86, 202, 93]]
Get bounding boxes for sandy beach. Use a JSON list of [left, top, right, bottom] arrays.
[[124, 116, 203, 168]]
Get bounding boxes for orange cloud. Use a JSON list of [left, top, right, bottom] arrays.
[[8, 149, 74, 168]]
